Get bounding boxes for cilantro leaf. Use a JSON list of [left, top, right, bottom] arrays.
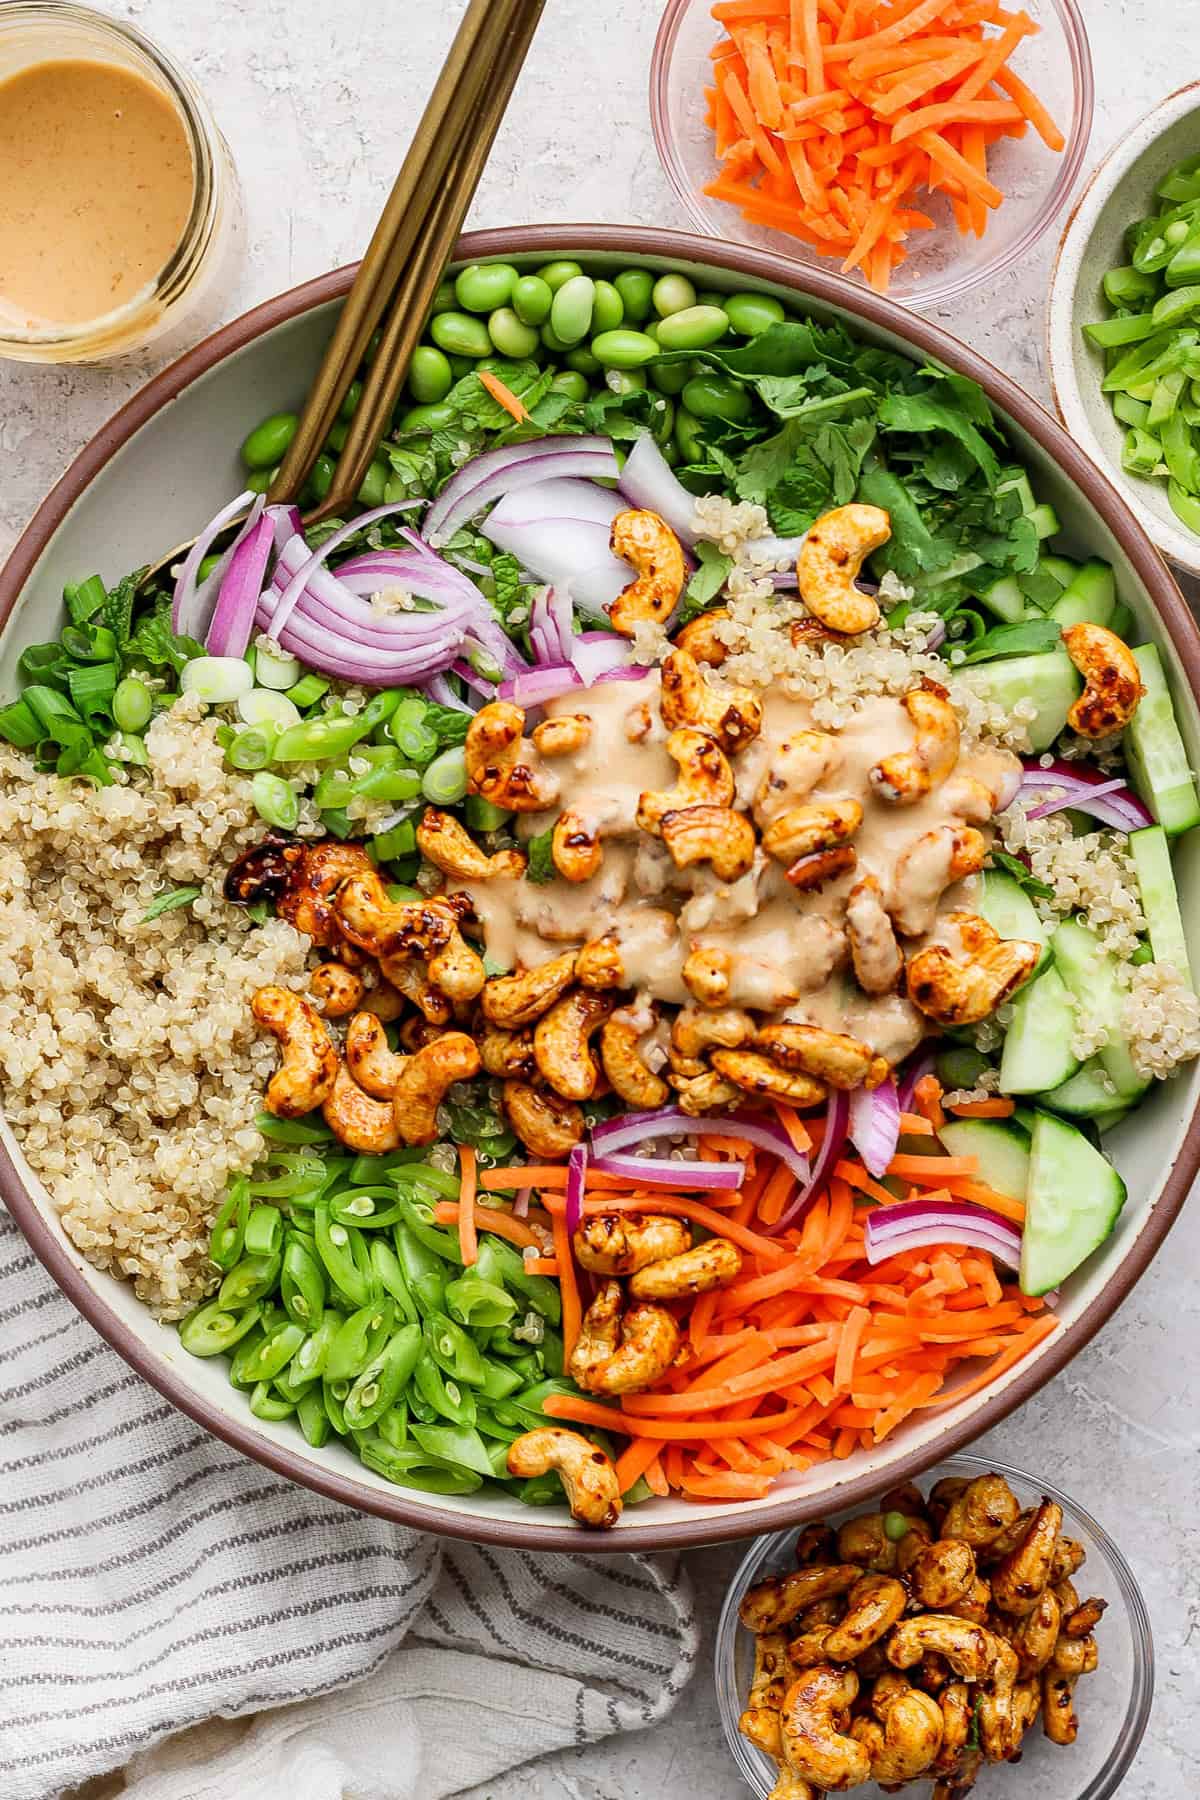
[[525, 826, 556, 885], [878, 390, 1002, 488], [988, 849, 1054, 900], [953, 618, 1062, 664], [684, 541, 732, 613]]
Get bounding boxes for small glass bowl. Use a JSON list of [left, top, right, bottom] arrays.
[[715, 1453, 1153, 1800], [650, 0, 1094, 310]]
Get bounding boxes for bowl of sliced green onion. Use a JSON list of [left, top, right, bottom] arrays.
[[1049, 82, 1200, 576]]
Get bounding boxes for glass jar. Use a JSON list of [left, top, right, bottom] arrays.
[[0, 2, 241, 363]]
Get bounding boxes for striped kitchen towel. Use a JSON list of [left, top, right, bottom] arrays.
[[0, 1207, 698, 1800]]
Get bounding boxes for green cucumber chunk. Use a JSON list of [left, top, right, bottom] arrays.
[[1125, 643, 1200, 834], [938, 1119, 1030, 1202], [1051, 918, 1149, 1102], [1028, 503, 1060, 540], [1038, 555, 1081, 593], [978, 869, 1051, 972], [1109, 599, 1136, 640], [1019, 1112, 1127, 1295], [1042, 1056, 1125, 1117], [976, 574, 1027, 624], [957, 649, 1082, 753], [1049, 559, 1116, 629], [998, 966, 1080, 1096], [1128, 824, 1193, 984]]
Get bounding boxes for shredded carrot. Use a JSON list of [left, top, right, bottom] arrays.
[[433, 1200, 541, 1250], [897, 1111, 935, 1136], [913, 1074, 946, 1130], [456, 1145, 478, 1267], [774, 1103, 814, 1155], [615, 1435, 669, 1495], [544, 1394, 806, 1440], [523, 1257, 559, 1276], [540, 1190, 791, 1265], [477, 369, 530, 423], [887, 1152, 979, 1180], [945, 1097, 1016, 1118], [550, 1206, 581, 1365]]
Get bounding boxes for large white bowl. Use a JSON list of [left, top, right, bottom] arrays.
[[3, 226, 1200, 1551]]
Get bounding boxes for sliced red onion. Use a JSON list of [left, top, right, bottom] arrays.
[[481, 512, 632, 619], [1018, 761, 1152, 830], [488, 477, 625, 534], [896, 1046, 939, 1112], [768, 1090, 849, 1235], [253, 601, 463, 684], [499, 665, 583, 707], [269, 503, 438, 641], [565, 1143, 588, 1237], [205, 512, 275, 658], [423, 672, 473, 712], [590, 1152, 744, 1189], [848, 1079, 901, 1180], [864, 1199, 1022, 1270], [618, 434, 702, 545], [529, 585, 575, 666], [425, 438, 620, 546], [570, 630, 647, 685], [172, 489, 258, 640], [924, 619, 948, 653], [589, 1106, 810, 1188], [512, 1185, 532, 1220], [451, 658, 499, 698]]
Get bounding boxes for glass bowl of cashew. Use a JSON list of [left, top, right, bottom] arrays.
[[715, 1452, 1153, 1800]]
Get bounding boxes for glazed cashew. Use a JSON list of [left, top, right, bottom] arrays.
[[1011, 1589, 1062, 1676], [754, 1023, 884, 1092], [309, 961, 365, 1019], [637, 727, 735, 835], [850, 1673, 944, 1785], [551, 810, 604, 884], [681, 944, 733, 1008], [661, 804, 758, 881], [1042, 1670, 1079, 1745], [990, 1499, 1063, 1616], [502, 1079, 584, 1157], [909, 1539, 978, 1611], [567, 1279, 681, 1395], [945, 1576, 993, 1627], [888, 1616, 1017, 1688], [533, 988, 615, 1101], [465, 700, 561, 812], [890, 826, 990, 938], [385, 956, 452, 1025], [976, 1652, 1023, 1763], [391, 1032, 481, 1146], [845, 875, 904, 996], [779, 1665, 870, 1792], [761, 799, 863, 867], [575, 935, 627, 990], [709, 1048, 827, 1107], [822, 1575, 907, 1660], [928, 1477, 969, 1529], [871, 685, 961, 806], [740, 1630, 790, 1759], [670, 1006, 756, 1077], [932, 1683, 972, 1777], [335, 872, 486, 1004], [941, 1474, 1023, 1549], [322, 1059, 402, 1154], [753, 732, 843, 826], [531, 713, 593, 757], [573, 1212, 691, 1275], [1050, 1536, 1087, 1583], [837, 1512, 930, 1573], [739, 1566, 860, 1634], [767, 1771, 817, 1800], [252, 986, 338, 1118], [784, 847, 858, 892], [671, 1067, 745, 1115], [979, 1505, 1034, 1564], [479, 1023, 538, 1081], [344, 1010, 407, 1099], [1062, 622, 1144, 738], [416, 807, 526, 881], [628, 1238, 743, 1300], [673, 606, 730, 666], [269, 839, 375, 948], [1062, 1595, 1107, 1638], [398, 1015, 450, 1052], [506, 1427, 621, 1529], [599, 1013, 670, 1109], [1049, 1633, 1099, 1678], [359, 976, 406, 1023], [795, 1525, 837, 1567], [608, 508, 687, 636], [796, 504, 891, 635], [660, 648, 762, 752], [482, 951, 578, 1026], [907, 912, 1040, 1027]]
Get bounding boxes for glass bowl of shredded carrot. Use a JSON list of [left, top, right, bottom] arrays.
[[649, 0, 1094, 304]]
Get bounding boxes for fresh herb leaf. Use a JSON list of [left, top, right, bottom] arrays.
[[101, 570, 146, 650], [442, 360, 555, 436], [125, 595, 204, 673], [953, 618, 1063, 664], [488, 552, 526, 624], [424, 704, 472, 746], [525, 826, 556, 885], [143, 886, 202, 922], [683, 541, 732, 613], [879, 391, 1002, 488], [440, 1077, 518, 1163], [988, 849, 1055, 900]]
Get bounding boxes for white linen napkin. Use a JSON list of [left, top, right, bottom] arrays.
[[0, 1206, 698, 1800]]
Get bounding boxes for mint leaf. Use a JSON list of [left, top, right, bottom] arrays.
[[126, 595, 204, 673], [955, 618, 1062, 664], [525, 826, 556, 885], [685, 541, 732, 611], [143, 885, 202, 922], [102, 570, 146, 650], [989, 849, 1054, 901]]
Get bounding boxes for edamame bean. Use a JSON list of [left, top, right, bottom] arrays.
[[614, 268, 655, 322], [309, 454, 335, 502], [604, 367, 646, 397], [652, 272, 697, 317], [683, 372, 752, 421], [325, 422, 348, 454], [592, 279, 624, 334], [512, 273, 553, 326], [656, 305, 731, 351], [724, 291, 786, 336], [398, 400, 455, 433], [649, 392, 676, 445], [487, 306, 540, 358], [454, 262, 517, 313], [245, 466, 279, 495], [550, 370, 589, 400], [357, 460, 389, 508], [339, 380, 362, 420], [540, 322, 572, 354], [409, 345, 453, 404], [550, 274, 596, 345], [112, 676, 153, 733], [447, 354, 474, 380], [430, 277, 457, 315], [675, 405, 706, 463], [429, 311, 493, 358], [565, 345, 601, 377], [241, 412, 298, 471], [696, 289, 727, 310], [535, 259, 583, 292], [649, 359, 690, 396], [590, 327, 659, 369]]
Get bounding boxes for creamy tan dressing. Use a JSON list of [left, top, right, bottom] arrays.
[[0, 59, 194, 330]]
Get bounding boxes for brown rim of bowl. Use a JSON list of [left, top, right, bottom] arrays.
[[2, 223, 1198, 1552]]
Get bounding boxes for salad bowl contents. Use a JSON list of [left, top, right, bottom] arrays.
[[1, 233, 1198, 1543]]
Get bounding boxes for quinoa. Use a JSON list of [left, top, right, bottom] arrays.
[[0, 696, 310, 1318], [998, 805, 1146, 959], [1120, 963, 1200, 1080]]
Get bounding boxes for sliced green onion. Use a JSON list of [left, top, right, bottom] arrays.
[[252, 636, 304, 690], [112, 676, 154, 732], [64, 574, 107, 624], [181, 656, 256, 705], [252, 771, 300, 831], [0, 698, 42, 748], [373, 820, 416, 862], [285, 673, 331, 709], [464, 794, 512, 831], [237, 689, 302, 732], [421, 745, 468, 804], [67, 661, 117, 722], [143, 885, 202, 921], [313, 767, 355, 809], [18, 642, 69, 688], [62, 622, 118, 663], [227, 726, 276, 771], [354, 765, 422, 803]]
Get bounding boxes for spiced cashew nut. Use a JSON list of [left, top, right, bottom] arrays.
[[821, 1574, 907, 1660], [1062, 622, 1144, 739], [533, 988, 615, 1102], [754, 1023, 886, 1091], [990, 1498, 1063, 1616], [673, 606, 730, 666], [890, 827, 990, 939], [660, 804, 758, 881], [871, 685, 961, 805], [335, 871, 485, 1003], [416, 806, 526, 881], [739, 1631, 790, 1760], [309, 961, 365, 1019], [753, 732, 843, 826], [796, 504, 891, 636], [482, 951, 579, 1027], [887, 1615, 1018, 1687], [599, 1010, 670, 1109], [710, 1048, 827, 1107], [573, 1213, 691, 1276], [850, 1672, 944, 1785], [506, 1427, 621, 1529], [941, 1473, 1023, 1548], [502, 1079, 585, 1157], [637, 727, 735, 834], [845, 875, 904, 996], [761, 799, 863, 867], [660, 647, 762, 752], [908, 1539, 978, 1611], [628, 1238, 743, 1300], [567, 1279, 681, 1395], [322, 1059, 402, 1154], [907, 912, 1041, 1027], [465, 700, 561, 811], [739, 1565, 861, 1634], [608, 508, 687, 636], [391, 1032, 481, 1146], [779, 1665, 871, 1792], [345, 1010, 408, 1098], [252, 986, 338, 1118], [670, 1005, 756, 1077]]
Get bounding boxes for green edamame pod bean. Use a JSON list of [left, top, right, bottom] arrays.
[[565, 345, 601, 376], [550, 370, 588, 401], [550, 274, 596, 346], [454, 262, 517, 313], [656, 304, 731, 352], [649, 359, 690, 396], [592, 278, 624, 333], [511, 273, 553, 326], [724, 291, 785, 336], [245, 466, 279, 496], [590, 327, 659, 369], [429, 277, 457, 315], [309, 454, 335, 502], [339, 379, 362, 420], [429, 311, 493, 358], [241, 412, 298, 471], [535, 258, 583, 292], [357, 460, 389, 508], [447, 353, 474, 379], [696, 289, 727, 310], [604, 368, 646, 397], [652, 272, 697, 317], [614, 268, 654, 322], [408, 345, 453, 404], [324, 423, 347, 454], [398, 400, 456, 433], [683, 372, 753, 421], [675, 405, 706, 463], [540, 321, 572, 354], [487, 306, 540, 358]]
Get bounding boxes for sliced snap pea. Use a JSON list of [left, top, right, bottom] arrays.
[[511, 273, 553, 326], [426, 1310, 487, 1387], [409, 1421, 496, 1479], [487, 306, 540, 358], [652, 272, 697, 317], [343, 1322, 422, 1431], [724, 291, 785, 336], [408, 345, 453, 404], [329, 1186, 408, 1229], [218, 1253, 282, 1311], [297, 1387, 331, 1447], [444, 1274, 517, 1329], [250, 1381, 296, 1422], [325, 1297, 396, 1383], [179, 1298, 262, 1357], [413, 1350, 477, 1426], [244, 1203, 283, 1259], [290, 1312, 343, 1385], [358, 1437, 482, 1494], [394, 1223, 448, 1315], [429, 311, 493, 358], [315, 1202, 375, 1308], [369, 1238, 420, 1324], [281, 1232, 326, 1327], [208, 1176, 250, 1270], [656, 304, 730, 351], [235, 1318, 306, 1384], [454, 261, 518, 313], [241, 412, 298, 471], [378, 1401, 409, 1448]]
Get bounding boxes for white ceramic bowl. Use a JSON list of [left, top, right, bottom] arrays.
[[3, 226, 1200, 1551], [1049, 82, 1200, 575]]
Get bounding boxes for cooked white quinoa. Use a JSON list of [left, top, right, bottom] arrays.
[[997, 805, 1145, 959], [0, 696, 310, 1317]]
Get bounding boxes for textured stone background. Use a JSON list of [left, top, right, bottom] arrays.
[[2, 1, 1197, 1794]]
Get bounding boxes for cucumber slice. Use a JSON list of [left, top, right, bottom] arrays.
[[1051, 918, 1150, 1102], [1043, 1055, 1124, 1117], [939, 1119, 1030, 1202], [995, 470, 1037, 519], [998, 966, 1080, 1095], [1011, 1105, 1038, 1136], [1128, 824, 1193, 984], [957, 649, 1082, 753], [1028, 503, 1060, 540], [935, 1045, 991, 1090], [1049, 558, 1116, 629], [914, 551, 985, 593], [1125, 643, 1200, 834], [1109, 599, 1136, 640], [978, 869, 1052, 971], [1094, 1108, 1132, 1133], [1020, 1112, 1127, 1295], [1038, 555, 1081, 593], [977, 574, 1027, 623]]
